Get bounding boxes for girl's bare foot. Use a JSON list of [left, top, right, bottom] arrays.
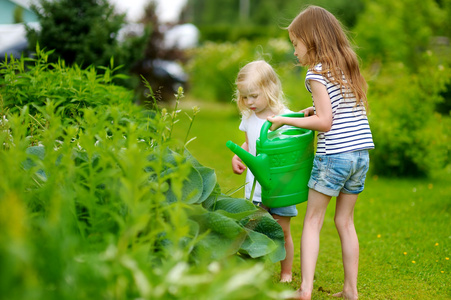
[[286, 289, 311, 300], [332, 291, 358, 300], [280, 274, 293, 283]]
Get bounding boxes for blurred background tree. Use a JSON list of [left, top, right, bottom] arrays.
[[184, 0, 364, 42], [26, 0, 125, 68], [353, 0, 451, 176]]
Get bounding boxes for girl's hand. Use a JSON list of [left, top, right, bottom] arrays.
[[267, 115, 284, 131], [300, 106, 315, 117], [232, 155, 246, 174]]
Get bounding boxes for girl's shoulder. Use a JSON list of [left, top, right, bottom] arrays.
[[307, 63, 323, 74], [239, 113, 251, 132], [305, 64, 328, 91], [306, 64, 327, 80], [240, 111, 258, 124]]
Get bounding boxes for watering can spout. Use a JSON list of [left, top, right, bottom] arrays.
[[226, 140, 271, 189]]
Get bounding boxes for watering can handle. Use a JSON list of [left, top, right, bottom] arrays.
[[259, 112, 305, 143]]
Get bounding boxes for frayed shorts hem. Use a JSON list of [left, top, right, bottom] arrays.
[[308, 180, 362, 197], [307, 150, 370, 197]]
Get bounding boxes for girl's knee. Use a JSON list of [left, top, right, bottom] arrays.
[[334, 215, 354, 230]]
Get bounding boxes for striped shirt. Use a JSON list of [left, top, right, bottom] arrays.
[[305, 64, 374, 155]]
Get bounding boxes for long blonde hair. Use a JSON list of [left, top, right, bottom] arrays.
[[234, 60, 286, 117], [288, 5, 368, 107]]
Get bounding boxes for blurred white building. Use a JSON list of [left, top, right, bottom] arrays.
[[0, 0, 38, 24], [0, 0, 39, 58]]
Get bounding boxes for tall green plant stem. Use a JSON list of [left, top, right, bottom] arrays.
[[168, 87, 184, 140], [183, 106, 200, 146]]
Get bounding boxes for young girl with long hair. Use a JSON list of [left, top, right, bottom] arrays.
[[268, 6, 374, 300], [231, 60, 297, 283]]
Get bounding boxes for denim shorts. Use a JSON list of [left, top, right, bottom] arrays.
[[308, 150, 370, 197], [252, 201, 298, 217]]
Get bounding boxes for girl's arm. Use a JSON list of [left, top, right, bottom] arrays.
[[268, 80, 333, 132], [299, 106, 315, 117], [231, 135, 249, 174]]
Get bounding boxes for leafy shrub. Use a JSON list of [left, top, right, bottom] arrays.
[[354, 0, 446, 71], [352, 0, 451, 177], [0, 54, 290, 299], [0, 46, 129, 120], [186, 38, 293, 103], [197, 25, 286, 43], [367, 53, 451, 177], [187, 0, 365, 34], [27, 0, 125, 68]]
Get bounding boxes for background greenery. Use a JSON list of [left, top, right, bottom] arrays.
[[184, 0, 451, 177], [1, 0, 450, 298], [27, 0, 125, 68]]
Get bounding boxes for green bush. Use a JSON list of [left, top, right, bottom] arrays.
[[186, 38, 294, 103], [367, 53, 451, 177], [27, 0, 125, 68], [352, 0, 451, 177], [197, 25, 286, 43], [354, 0, 446, 70], [0, 46, 130, 120], [0, 53, 291, 299]]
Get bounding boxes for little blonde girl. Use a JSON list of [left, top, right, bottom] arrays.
[[231, 60, 297, 283], [268, 6, 374, 300]]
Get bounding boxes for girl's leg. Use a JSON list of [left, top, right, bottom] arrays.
[[296, 189, 331, 300], [273, 215, 294, 282], [333, 192, 359, 300]]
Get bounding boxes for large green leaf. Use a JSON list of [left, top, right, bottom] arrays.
[[212, 196, 258, 220], [242, 210, 286, 263], [191, 231, 245, 260], [195, 166, 217, 203], [165, 165, 203, 204], [25, 145, 46, 160], [239, 228, 279, 258], [214, 196, 257, 213], [184, 149, 217, 203], [201, 183, 221, 210], [22, 146, 49, 181], [192, 211, 246, 239], [188, 209, 248, 259]]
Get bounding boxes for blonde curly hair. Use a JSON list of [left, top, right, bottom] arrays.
[[234, 60, 286, 118]]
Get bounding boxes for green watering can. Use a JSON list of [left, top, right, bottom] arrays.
[[226, 113, 314, 208]]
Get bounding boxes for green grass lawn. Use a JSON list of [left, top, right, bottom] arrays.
[[171, 99, 451, 299]]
